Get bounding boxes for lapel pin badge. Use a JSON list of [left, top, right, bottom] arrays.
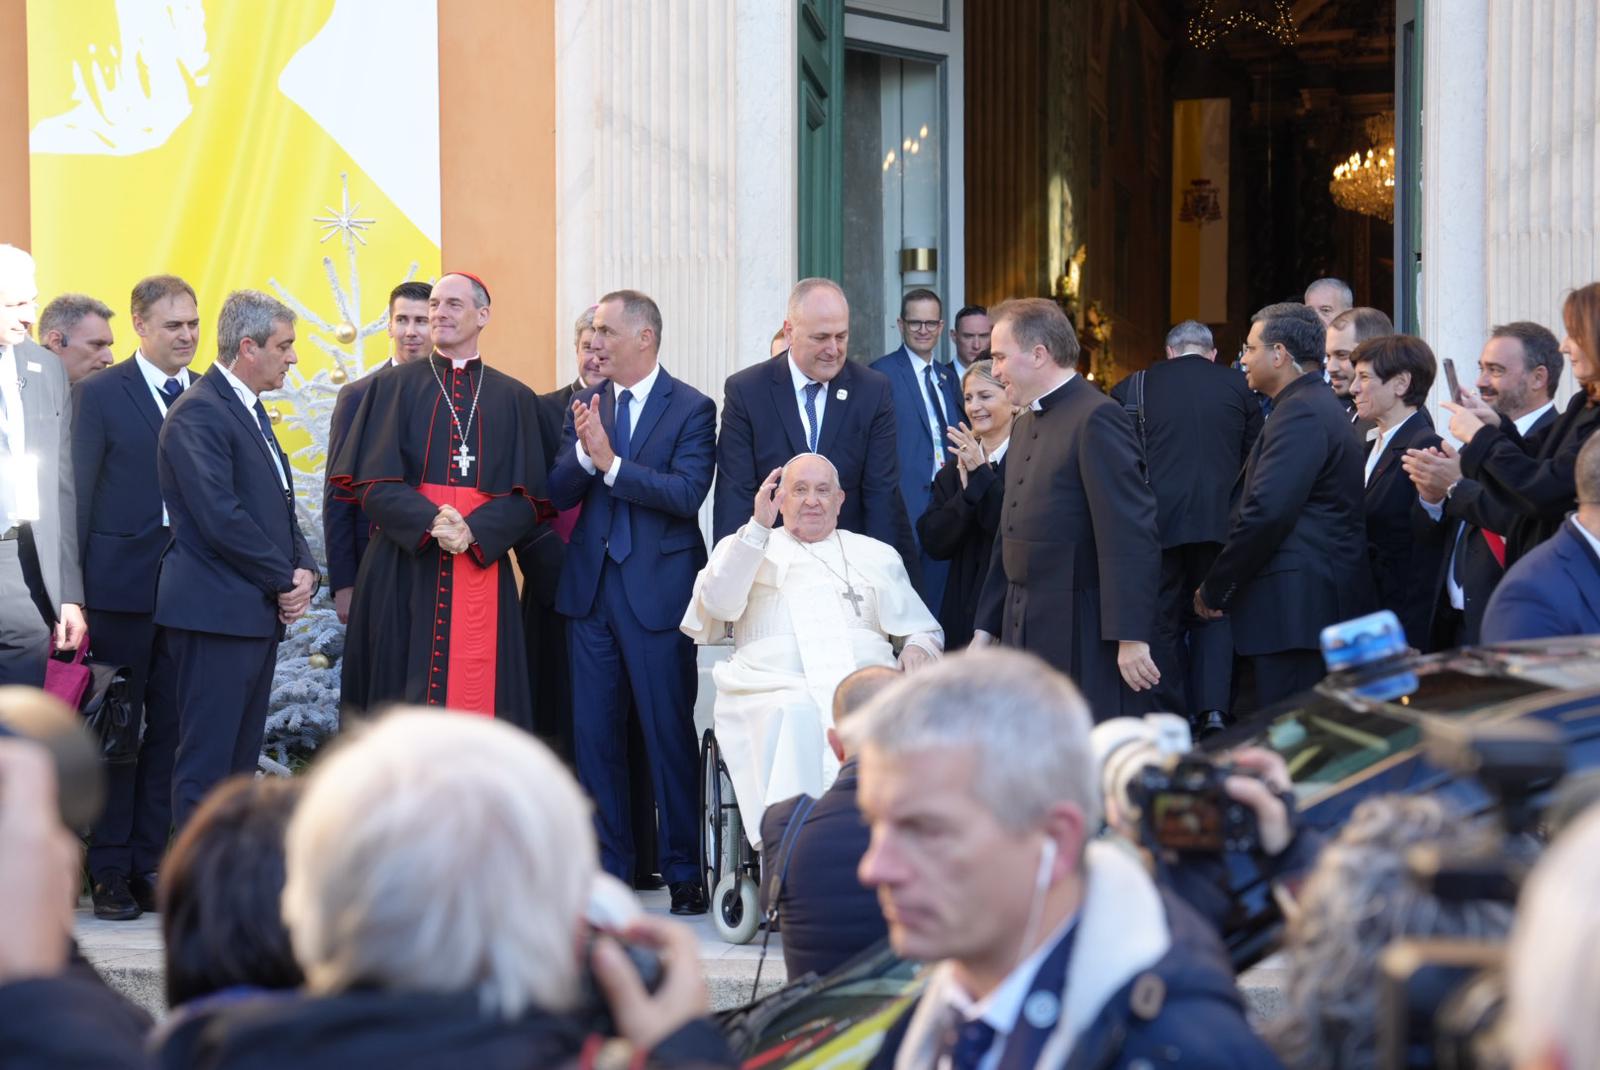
[[26, 361, 42, 373], [836, 388, 848, 401]]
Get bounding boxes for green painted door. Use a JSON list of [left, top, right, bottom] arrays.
[[798, 0, 844, 282]]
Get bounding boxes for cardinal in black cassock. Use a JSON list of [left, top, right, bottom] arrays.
[[329, 273, 553, 726]]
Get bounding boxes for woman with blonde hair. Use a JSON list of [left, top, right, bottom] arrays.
[[915, 358, 1016, 648]]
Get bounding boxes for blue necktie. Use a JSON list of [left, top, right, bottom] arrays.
[[161, 377, 182, 405], [949, 1018, 997, 1070], [607, 388, 633, 563], [803, 381, 822, 452], [923, 362, 949, 430]]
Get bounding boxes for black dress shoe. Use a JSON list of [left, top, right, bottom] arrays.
[[91, 872, 143, 921], [632, 873, 666, 892], [128, 871, 160, 913], [1195, 710, 1229, 741], [668, 880, 708, 916]]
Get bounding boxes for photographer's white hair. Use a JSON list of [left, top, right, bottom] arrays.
[[1504, 805, 1600, 1069], [281, 709, 596, 1019], [841, 648, 1102, 837]]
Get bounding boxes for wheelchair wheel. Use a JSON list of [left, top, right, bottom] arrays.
[[713, 872, 761, 945], [699, 729, 724, 900]]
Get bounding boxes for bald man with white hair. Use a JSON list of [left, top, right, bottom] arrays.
[[682, 452, 941, 845]]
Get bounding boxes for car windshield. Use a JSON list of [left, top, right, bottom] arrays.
[[1251, 653, 1570, 802]]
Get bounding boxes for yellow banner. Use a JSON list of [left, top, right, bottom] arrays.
[[1169, 98, 1230, 325], [26, 0, 442, 462]]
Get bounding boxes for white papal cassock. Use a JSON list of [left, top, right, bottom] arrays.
[[681, 522, 941, 846]]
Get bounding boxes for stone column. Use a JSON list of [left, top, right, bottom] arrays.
[[1418, 0, 1489, 425], [555, 0, 796, 398]]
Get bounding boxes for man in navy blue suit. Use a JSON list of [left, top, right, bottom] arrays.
[[714, 278, 917, 582], [1483, 433, 1600, 641], [323, 280, 433, 625], [551, 289, 716, 914], [73, 274, 200, 919], [154, 290, 318, 831], [871, 287, 963, 611]]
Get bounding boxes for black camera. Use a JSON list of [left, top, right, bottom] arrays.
[[1129, 756, 1262, 854], [576, 931, 665, 1037]]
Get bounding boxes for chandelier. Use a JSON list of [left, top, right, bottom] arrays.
[[1330, 113, 1396, 223]]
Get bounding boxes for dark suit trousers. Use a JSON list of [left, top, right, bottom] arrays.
[[1151, 543, 1233, 718], [86, 610, 177, 876], [1245, 650, 1324, 714], [0, 540, 50, 686], [569, 560, 699, 885], [159, 626, 279, 831]]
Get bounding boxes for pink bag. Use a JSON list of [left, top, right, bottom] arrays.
[[44, 633, 91, 708]]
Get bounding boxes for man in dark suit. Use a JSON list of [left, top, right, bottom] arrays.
[[551, 289, 716, 914], [0, 245, 86, 687], [1406, 322, 1562, 649], [1325, 307, 1392, 442], [1197, 303, 1375, 712], [1482, 433, 1600, 641], [714, 278, 916, 581], [1111, 321, 1260, 733], [759, 665, 894, 981], [973, 298, 1160, 720], [870, 288, 963, 612], [323, 281, 432, 625], [73, 274, 200, 919], [155, 290, 318, 831]]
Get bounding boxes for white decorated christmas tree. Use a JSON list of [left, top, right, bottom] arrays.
[[259, 172, 423, 770]]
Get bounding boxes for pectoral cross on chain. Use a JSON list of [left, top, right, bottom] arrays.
[[841, 583, 865, 617], [455, 442, 476, 477]]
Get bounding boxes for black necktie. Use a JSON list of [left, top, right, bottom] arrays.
[[923, 363, 949, 429], [949, 1018, 997, 1070], [161, 377, 182, 405]]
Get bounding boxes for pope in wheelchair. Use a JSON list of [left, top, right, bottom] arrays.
[[681, 452, 942, 852]]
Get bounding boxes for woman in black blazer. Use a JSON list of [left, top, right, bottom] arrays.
[[916, 359, 1016, 649]]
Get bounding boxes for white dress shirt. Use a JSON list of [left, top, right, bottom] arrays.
[[1027, 370, 1077, 412], [0, 344, 31, 523], [1572, 515, 1600, 561], [903, 347, 949, 479], [0, 344, 26, 456], [135, 351, 192, 524], [788, 353, 828, 448], [986, 435, 1011, 467], [575, 360, 663, 486], [940, 915, 1077, 1070], [1363, 410, 1420, 486], [216, 362, 289, 490]]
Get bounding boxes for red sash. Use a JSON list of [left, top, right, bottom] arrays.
[[419, 483, 497, 716], [1482, 530, 1508, 570]]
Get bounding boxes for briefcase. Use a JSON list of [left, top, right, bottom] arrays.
[[44, 634, 139, 764]]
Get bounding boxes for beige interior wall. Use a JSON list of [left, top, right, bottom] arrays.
[[0, 0, 30, 247], [438, 0, 559, 390]]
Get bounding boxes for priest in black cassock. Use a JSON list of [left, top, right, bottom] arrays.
[[329, 272, 554, 726]]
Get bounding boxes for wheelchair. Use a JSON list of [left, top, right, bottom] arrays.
[[699, 727, 762, 944]]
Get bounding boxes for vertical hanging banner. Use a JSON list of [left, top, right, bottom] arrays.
[[1169, 98, 1229, 325], [26, 0, 442, 471]]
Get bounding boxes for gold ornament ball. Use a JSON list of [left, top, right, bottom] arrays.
[[335, 321, 358, 344], [308, 652, 332, 670], [268, 407, 282, 425], [330, 366, 348, 385]]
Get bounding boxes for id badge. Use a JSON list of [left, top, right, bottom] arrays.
[[7, 453, 40, 522]]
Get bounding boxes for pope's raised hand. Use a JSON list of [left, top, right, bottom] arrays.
[[752, 467, 785, 529]]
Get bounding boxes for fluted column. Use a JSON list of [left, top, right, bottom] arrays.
[[555, 0, 796, 399]]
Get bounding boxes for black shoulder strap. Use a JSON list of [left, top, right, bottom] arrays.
[[1122, 370, 1150, 485], [764, 794, 820, 920]]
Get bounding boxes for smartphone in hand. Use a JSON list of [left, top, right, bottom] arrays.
[[1442, 358, 1463, 404]]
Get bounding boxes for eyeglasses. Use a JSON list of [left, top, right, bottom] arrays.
[[1238, 342, 1281, 359], [902, 319, 943, 332]]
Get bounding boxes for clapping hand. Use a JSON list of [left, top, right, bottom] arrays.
[[431, 504, 474, 555], [946, 423, 986, 489], [278, 568, 317, 625], [573, 396, 617, 471], [1402, 442, 1462, 504], [1441, 389, 1500, 445], [752, 467, 785, 529]]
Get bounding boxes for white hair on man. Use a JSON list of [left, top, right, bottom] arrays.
[[1164, 319, 1214, 355], [1504, 805, 1600, 1068], [780, 451, 841, 485], [0, 243, 36, 285], [281, 709, 597, 1019], [841, 647, 1102, 840]]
